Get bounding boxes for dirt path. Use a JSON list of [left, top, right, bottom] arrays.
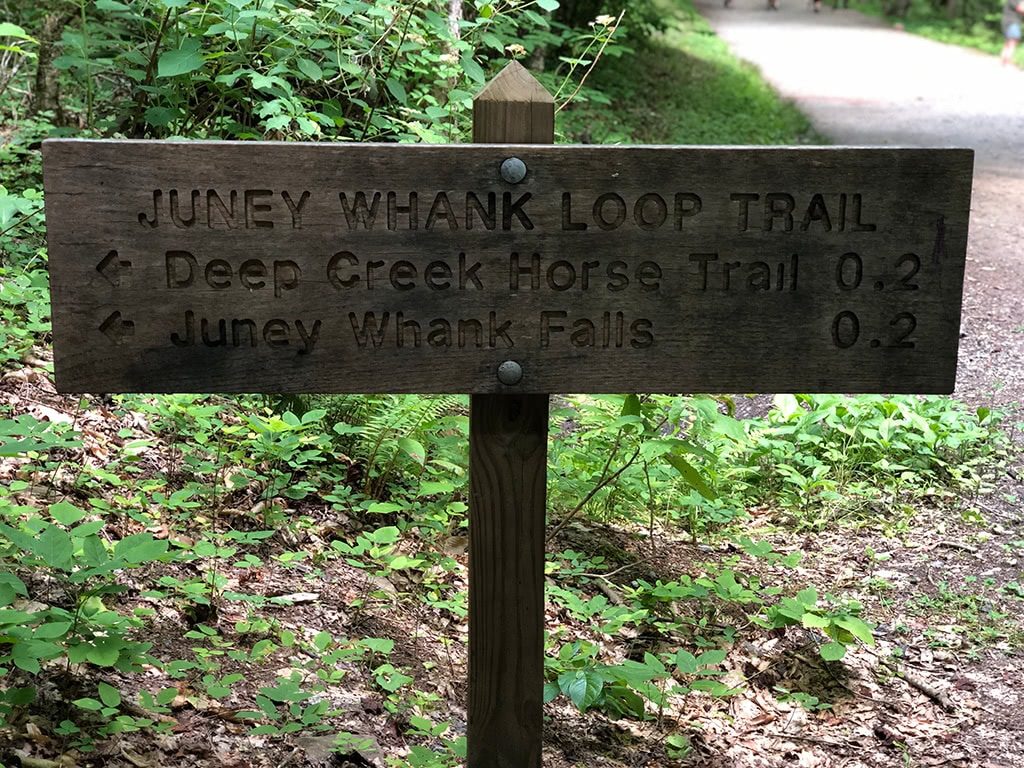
[[686, 7, 1024, 767], [699, 0, 1024, 412]]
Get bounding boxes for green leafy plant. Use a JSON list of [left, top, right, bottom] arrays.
[[543, 638, 732, 719], [42, 0, 625, 143], [237, 674, 336, 735], [761, 588, 875, 661]]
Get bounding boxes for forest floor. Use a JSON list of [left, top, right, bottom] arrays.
[[694, 1, 1024, 765]]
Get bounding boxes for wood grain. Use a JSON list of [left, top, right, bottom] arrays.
[[468, 394, 548, 768], [43, 135, 972, 395], [468, 61, 552, 768]]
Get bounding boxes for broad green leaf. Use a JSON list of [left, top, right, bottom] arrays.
[[50, 501, 87, 526], [819, 642, 847, 661], [12, 639, 60, 673], [419, 479, 454, 495], [82, 535, 109, 567], [609, 658, 665, 687], [114, 533, 168, 564], [296, 58, 323, 81], [157, 40, 204, 78], [260, 683, 302, 703], [689, 679, 736, 696], [98, 682, 121, 708], [74, 697, 103, 711], [367, 526, 400, 545], [801, 612, 830, 629], [0, 573, 28, 610], [367, 502, 403, 514], [664, 453, 717, 500], [263, 115, 291, 132], [558, 670, 602, 711], [796, 588, 818, 607], [674, 650, 697, 675], [38, 525, 73, 570], [621, 394, 641, 418], [34, 621, 72, 639], [536, 0, 560, 10], [0, 23, 34, 40], [460, 52, 485, 84], [643, 652, 667, 675], [71, 520, 104, 538], [301, 408, 327, 424], [398, 437, 425, 465], [0, 609, 34, 624], [542, 681, 560, 703], [696, 649, 728, 666], [156, 687, 178, 705], [388, 555, 424, 570], [5, 687, 35, 706], [0, 522, 41, 555], [86, 638, 121, 667], [360, 637, 394, 655], [833, 616, 875, 646], [385, 77, 407, 105]]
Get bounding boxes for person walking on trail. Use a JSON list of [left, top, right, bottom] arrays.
[[1003, 0, 1024, 65]]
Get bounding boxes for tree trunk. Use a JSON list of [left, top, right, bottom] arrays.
[[30, 12, 67, 121], [448, 0, 463, 44]]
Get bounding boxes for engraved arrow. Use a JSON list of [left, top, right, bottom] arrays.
[[96, 250, 132, 287], [99, 311, 134, 345]]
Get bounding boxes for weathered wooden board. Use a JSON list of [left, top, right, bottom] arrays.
[[42, 139, 972, 394]]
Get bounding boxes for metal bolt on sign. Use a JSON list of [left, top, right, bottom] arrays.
[[497, 360, 524, 385], [500, 156, 527, 184]]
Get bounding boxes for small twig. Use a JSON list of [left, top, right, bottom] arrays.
[[360, 1, 421, 140], [0, 206, 44, 241], [555, 11, 626, 113], [546, 413, 669, 544], [546, 444, 641, 544], [934, 540, 978, 554], [124, 7, 172, 133], [578, 554, 656, 582], [878, 658, 955, 712], [595, 579, 623, 605], [274, 747, 302, 768]]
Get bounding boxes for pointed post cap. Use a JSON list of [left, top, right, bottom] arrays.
[[474, 60, 555, 105], [473, 61, 554, 144]]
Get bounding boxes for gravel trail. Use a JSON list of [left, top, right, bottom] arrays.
[[699, 0, 1024, 411]]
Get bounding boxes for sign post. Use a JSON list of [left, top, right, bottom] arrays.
[[42, 62, 973, 767], [467, 62, 553, 767]]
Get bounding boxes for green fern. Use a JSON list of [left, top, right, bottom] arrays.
[[335, 395, 465, 496]]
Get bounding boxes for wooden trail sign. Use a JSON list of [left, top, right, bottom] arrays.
[[43, 127, 971, 395], [42, 62, 973, 768]]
